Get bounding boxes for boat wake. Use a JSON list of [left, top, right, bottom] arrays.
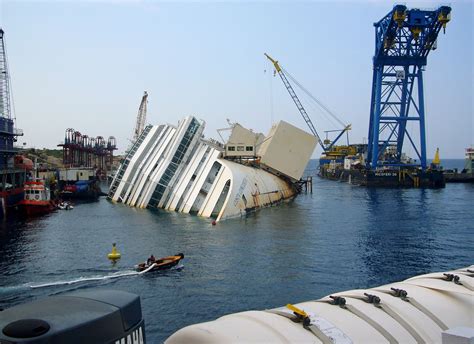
[[29, 263, 183, 289]]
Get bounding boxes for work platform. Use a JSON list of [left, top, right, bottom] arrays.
[[319, 166, 445, 188]]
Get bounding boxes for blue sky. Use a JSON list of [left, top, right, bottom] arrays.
[[1, 0, 472, 158]]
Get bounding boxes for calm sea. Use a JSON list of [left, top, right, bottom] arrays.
[[1, 159, 472, 342]]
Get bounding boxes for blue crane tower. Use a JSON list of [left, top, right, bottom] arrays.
[[0, 28, 23, 168], [366, 5, 451, 170]]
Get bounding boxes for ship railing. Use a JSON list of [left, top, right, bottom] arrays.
[[201, 138, 225, 151], [0, 128, 23, 136]]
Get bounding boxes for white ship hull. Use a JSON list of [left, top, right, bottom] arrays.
[[108, 117, 300, 221]]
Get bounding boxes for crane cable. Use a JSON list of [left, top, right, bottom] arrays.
[[266, 59, 275, 127], [281, 67, 346, 128], [295, 85, 340, 130]]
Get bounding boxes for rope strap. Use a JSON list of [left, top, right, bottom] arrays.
[[406, 297, 448, 330], [319, 297, 398, 344], [439, 274, 474, 291], [379, 288, 448, 331], [346, 304, 398, 344], [338, 293, 426, 344], [266, 303, 353, 344], [380, 302, 426, 344]]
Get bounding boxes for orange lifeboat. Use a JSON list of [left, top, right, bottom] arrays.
[[14, 155, 34, 171]]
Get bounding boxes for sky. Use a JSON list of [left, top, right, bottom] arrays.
[[0, 0, 472, 158]]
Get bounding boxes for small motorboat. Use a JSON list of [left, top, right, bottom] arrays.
[[136, 253, 184, 272], [57, 201, 74, 210]]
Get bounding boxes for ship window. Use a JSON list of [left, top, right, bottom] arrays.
[[211, 179, 231, 218], [246, 146, 253, 151], [228, 146, 235, 151], [237, 146, 244, 151]]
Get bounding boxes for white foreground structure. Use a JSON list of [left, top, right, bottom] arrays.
[[108, 116, 316, 221], [166, 265, 474, 343]]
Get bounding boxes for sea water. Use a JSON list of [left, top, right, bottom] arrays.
[[0, 159, 472, 342]]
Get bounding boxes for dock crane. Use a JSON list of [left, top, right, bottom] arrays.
[[367, 5, 451, 170], [264, 53, 351, 152], [133, 91, 148, 142], [0, 29, 12, 121]]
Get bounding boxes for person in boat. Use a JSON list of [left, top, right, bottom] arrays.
[[147, 255, 156, 266]]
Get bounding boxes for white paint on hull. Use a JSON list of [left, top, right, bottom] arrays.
[[108, 116, 298, 221]]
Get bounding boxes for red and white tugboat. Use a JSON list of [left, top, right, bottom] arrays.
[[19, 180, 56, 217]]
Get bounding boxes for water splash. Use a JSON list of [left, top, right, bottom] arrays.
[[29, 263, 183, 289]]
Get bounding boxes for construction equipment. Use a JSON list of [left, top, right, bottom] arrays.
[[0, 28, 23, 167], [133, 91, 149, 142], [264, 53, 351, 152], [366, 5, 451, 170], [0, 29, 12, 121], [58, 129, 116, 170]]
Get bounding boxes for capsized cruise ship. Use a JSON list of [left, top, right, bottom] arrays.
[[108, 116, 316, 221]]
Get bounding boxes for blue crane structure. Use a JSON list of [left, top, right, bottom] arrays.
[[0, 28, 23, 169], [366, 5, 451, 170]]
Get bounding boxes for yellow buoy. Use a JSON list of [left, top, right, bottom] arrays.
[[433, 147, 441, 165], [107, 243, 121, 260]]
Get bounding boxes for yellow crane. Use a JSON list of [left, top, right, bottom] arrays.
[[264, 53, 351, 152]]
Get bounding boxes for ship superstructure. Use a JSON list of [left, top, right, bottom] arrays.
[[464, 147, 474, 173], [444, 146, 474, 183], [108, 116, 316, 221]]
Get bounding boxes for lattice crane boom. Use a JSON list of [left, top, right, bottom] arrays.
[[264, 53, 325, 149], [133, 91, 148, 142], [0, 29, 12, 120], [265, 53, 352, 152]]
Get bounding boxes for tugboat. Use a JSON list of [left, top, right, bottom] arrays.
[[19, 180, 56, 217]]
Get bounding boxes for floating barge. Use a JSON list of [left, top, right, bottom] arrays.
[[57, 168, 102, 200], [319, 164, 445, 188], [319, 144, 445, 188], [444, 147, 474, 183], [316, 5, 452, 190], [444, 172, 474, 183]]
